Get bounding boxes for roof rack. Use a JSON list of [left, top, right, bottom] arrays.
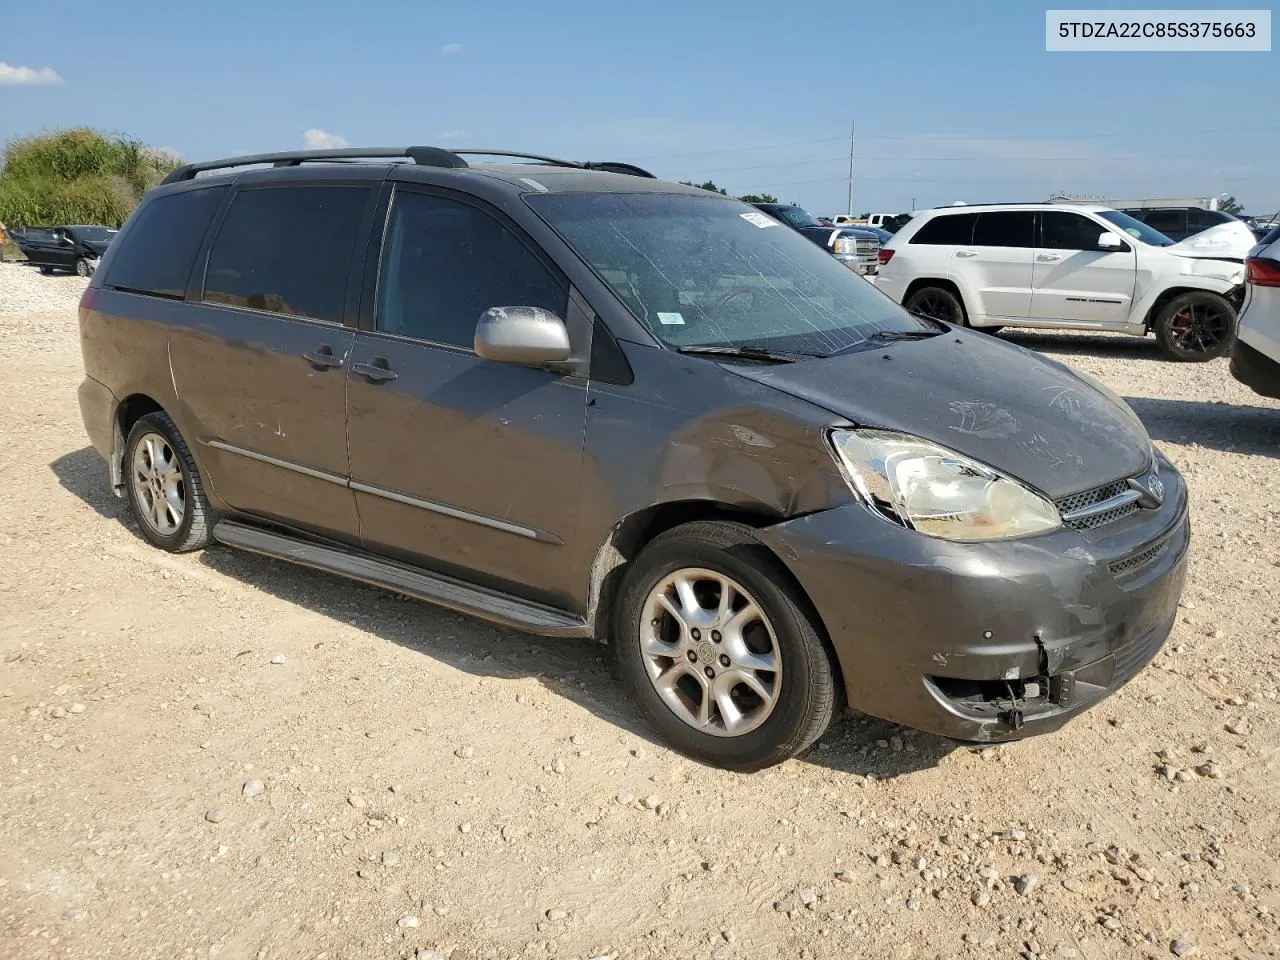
[[161, 146, 655, 185]]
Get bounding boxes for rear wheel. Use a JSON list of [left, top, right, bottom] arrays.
[[613, 521, 840, 772], [905, 285, 967, 326], [123, 411, 214, 552], [1153, 291, 1236, 361]]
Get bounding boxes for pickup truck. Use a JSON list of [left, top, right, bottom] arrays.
[[750, 203, 881, 275], [12, 224, 117, 276]]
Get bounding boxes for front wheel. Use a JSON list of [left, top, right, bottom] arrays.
[[613, 521, 840, 772], [1153, 291, 1236, 361], [38, 266, 53, 275], [74, 257, 90, 277]]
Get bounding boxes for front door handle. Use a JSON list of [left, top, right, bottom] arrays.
[[352, 358, 398, 383], [955, 249, 978, 258], [303, 345, 344, 369], [1036, 253, 1063, 262]]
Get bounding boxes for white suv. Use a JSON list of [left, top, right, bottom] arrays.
[[1229, 227, 1280, 398], [875, 203, 1246, 361]]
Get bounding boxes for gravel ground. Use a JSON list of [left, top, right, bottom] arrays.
[[1, 258, 1279, 960]]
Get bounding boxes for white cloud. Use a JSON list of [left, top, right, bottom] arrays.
[[0, 61, 63, 86], [441, 42, 464, 55], [303, 128, 349, 149], [435, 130, 469, 141]]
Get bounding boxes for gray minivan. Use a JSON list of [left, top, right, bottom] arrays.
[[77, 147, 1189, 770]]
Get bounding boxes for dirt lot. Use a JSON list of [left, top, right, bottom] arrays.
[[1, 260, 1278, 960]]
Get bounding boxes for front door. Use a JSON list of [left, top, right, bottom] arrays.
[[345, 188, 588, 607], [168, 181, 375, 540], [957, 210, 1035, 320], [1029, 211, 1136, 325]]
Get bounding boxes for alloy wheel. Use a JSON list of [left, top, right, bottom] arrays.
[[131, 432, 186, 536], [638, 568, 781, 737], [1168, 302, 1230, 355]]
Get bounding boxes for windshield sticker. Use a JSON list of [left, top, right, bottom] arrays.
[[518, 177, 549, 193], [656, 312, 686, 325], [739, 211, 778, 229]]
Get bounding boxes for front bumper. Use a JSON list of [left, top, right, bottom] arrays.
[[834, 254, 878, 276], [760, 457, 1190, 743], [1229, 337, 1280, 400]]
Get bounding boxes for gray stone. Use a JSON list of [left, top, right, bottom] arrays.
[[1170, 938, 1197, 957], [242, 780, 265, 797], [545, 907, 568, 921], [397, 915, 419, 929], [1225, 718, 1249, 736], [972, 889, 991, 907], [1012, 874, 1038, 896], [455, 745, 475, 759], [381, 850, 400, 867], [204, 808, 226, 824], [270, 654, 287, 665]]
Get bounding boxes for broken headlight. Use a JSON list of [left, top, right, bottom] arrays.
[[829, 429, 1062, 542]]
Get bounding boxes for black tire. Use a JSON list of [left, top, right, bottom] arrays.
[[38, 266, 52, 275], [613, 520, 840, 772], [905, 285, 967, 326], [123, 411, 214, 552], [1153, 291, 1236, 362], [74, 257, 90, 277]]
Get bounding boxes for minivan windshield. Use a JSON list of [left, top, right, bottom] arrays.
[[1098, 211, 1174, 247], [528, 193, 935, 357]]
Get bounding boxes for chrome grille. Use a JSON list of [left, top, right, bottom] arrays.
[[1055, 479, 1140, 531], [855, 239, 878, 256]]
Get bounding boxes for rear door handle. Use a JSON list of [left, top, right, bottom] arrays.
[[955, 249, 978, 258], [352, 359, 398, 383], [303, 345, 344, 369], [1036, 253, 1063, 262]]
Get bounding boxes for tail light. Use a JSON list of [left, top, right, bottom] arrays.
[[1245, 256, 1280, 287], [79, 286, 100, 314], [877, 248, 896, 264]]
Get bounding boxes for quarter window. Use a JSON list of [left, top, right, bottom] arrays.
[[910, 212, 977, 245], [103, 187, 227, 298], [971, 211, 1035, 248], [202, 185, 370, 324], [376, 192, 568, 348]]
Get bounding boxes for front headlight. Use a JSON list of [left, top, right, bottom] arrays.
[[832, 236, 857, 256], [829, 429, 1062, 541]]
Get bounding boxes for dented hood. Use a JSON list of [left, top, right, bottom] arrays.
[[723, 332, 1151, 500], [1167, 220, 1256, 262]]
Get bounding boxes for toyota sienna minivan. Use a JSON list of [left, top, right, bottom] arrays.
[[76, 146, 1189, 770]]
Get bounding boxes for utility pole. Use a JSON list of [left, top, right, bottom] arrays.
[[846, 121, 855, 216]]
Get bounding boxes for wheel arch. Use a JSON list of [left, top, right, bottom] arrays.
[[1140, 283, 1238, 332], [110, 394, 166, 492], [902, 277, 971, 322]]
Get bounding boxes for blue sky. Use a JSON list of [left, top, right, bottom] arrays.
[[1, 0, 1275, 215]]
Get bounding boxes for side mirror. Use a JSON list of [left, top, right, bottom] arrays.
[[474, 306, 571, 366], [1097, 232, 1123, 250]]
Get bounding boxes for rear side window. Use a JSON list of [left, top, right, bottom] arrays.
[[1040, 211, 1108, 250], [972, 211, 1035, 247], [1139, 209, 1185, 237], [103, 187, 227, 298], [909, 212, 977, 245], [376, 191, 567, 348], [1189, 209, 1230, 231], [202, 185, 370, 324]]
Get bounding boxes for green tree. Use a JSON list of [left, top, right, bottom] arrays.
[[737, 193, 778, 203], [1219, 195, 1243, 216], [679, 180, 727, 195], [0, 128, 181, 229]]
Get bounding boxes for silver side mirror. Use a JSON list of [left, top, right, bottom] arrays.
[[1097, 232, 1123, 250], [474, 306, 571, 366]]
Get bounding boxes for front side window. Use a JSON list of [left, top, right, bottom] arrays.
[[528, 192, 934, 357], [202, 184, 370, 323], [376, 191, 568, 348], [1040, 211, 1111, 251], [971, 211, 1035, 248]]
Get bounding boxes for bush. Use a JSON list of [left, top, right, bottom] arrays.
[[0, 128, 180, 228]]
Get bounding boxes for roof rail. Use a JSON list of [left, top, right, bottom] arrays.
[[161, 146, 468, 185], [160, 146, 657, 186], [448, 150, 656, 178]]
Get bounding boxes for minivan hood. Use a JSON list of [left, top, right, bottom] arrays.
[[722, 332, 1150, 500], [1168, 220, 1256, 261]]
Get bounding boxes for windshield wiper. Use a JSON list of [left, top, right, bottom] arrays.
[[676, 344, 808, 363], [867, 329, 945, 342]]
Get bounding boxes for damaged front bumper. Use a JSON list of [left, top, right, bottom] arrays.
[[759, 457, 1189, 743]]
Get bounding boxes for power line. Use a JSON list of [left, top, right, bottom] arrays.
[[687, 151, 1250, 176], [631, 125, 1271, 162]]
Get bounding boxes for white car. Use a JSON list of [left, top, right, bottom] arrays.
[[875, 203, 1247, 361], [1229, 227, 1280, 398]]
